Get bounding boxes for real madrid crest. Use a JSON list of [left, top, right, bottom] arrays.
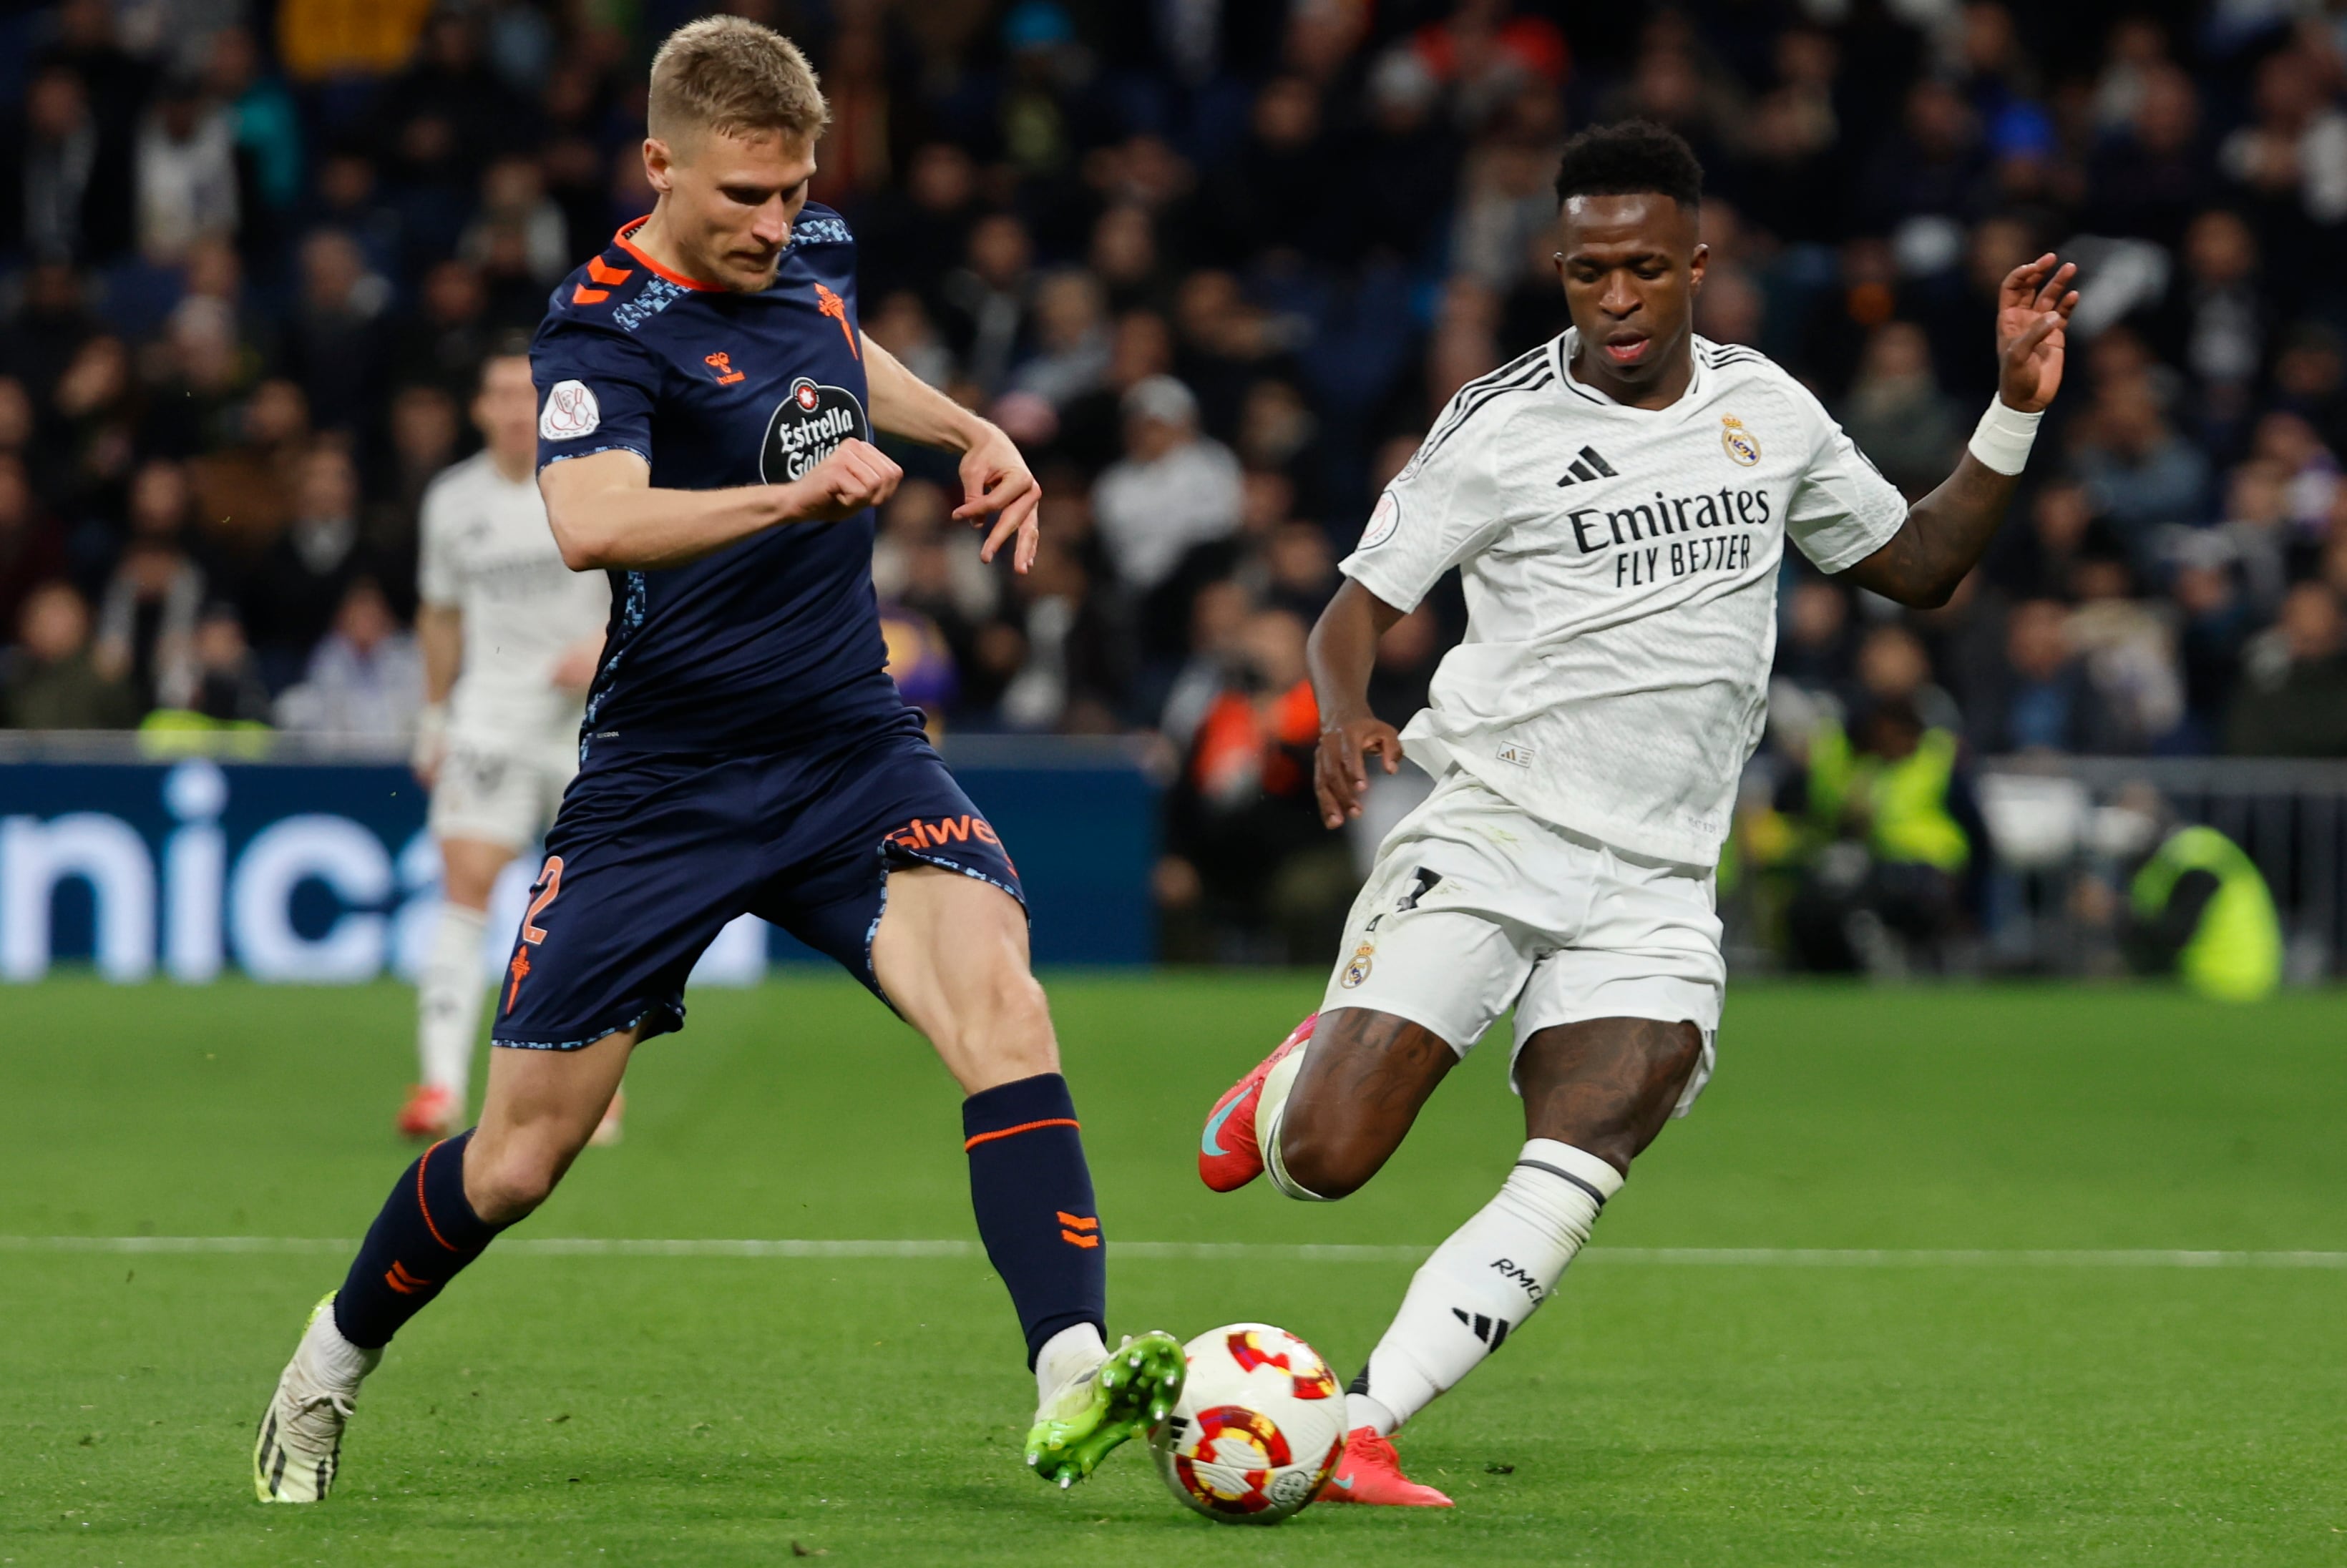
[[1721, 414, 1760, 466], [1340, 940, 1375, 989]]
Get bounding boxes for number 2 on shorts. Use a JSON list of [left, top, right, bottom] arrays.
[[522, 855, 565, 945]]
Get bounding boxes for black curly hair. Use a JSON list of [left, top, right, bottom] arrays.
[[1552, 119, 1704, 212]]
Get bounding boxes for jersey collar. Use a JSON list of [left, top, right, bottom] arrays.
[[1555, 328, 1709, 416], [613, 217, 721, 290]]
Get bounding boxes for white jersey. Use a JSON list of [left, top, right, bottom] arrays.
[[1341, 331, 1908, 867], [416, 452, 610, 748]]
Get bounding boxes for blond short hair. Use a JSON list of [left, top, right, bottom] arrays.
[[647, 16, 829, 148]]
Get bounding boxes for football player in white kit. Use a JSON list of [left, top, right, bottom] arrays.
[[1196, 122, 2078, 1504], [401, 346, 612, 1140]]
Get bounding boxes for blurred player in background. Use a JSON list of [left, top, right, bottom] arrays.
[[1199, 122, 2077, 1506], [402, 345, 611, 1143], [253, 16, 1181, 1506]]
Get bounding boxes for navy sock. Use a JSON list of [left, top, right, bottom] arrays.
[[963, 1074, 1107, 1368], [331, 1130, 507, 1349]]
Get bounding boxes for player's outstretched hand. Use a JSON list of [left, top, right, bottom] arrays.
[[954, 423, 1042, 574], [794, 438, 903, 522], [1314, 712, 1405, 830], [1996, 253, 2079, 413]]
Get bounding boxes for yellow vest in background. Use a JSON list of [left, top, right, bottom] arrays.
[[277, 0, 435, 82], [1806, 721, 1970, 872], [2129, 826, 2283, 1003]]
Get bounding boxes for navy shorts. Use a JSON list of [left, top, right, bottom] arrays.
[[490, 717, 1023, 1050]]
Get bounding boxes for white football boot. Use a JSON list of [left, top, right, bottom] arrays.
[[253, 1293, 379, 1502]]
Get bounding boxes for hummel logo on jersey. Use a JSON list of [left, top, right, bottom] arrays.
[[1451, 1307, 1513, 1348], [1553, 445, 1620, 486], [703, 352, 746, 386]]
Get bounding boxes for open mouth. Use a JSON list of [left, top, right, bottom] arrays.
[[1602, 333, 1652, 366]]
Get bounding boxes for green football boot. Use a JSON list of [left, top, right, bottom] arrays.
[[1025, 1331, 1186, 1488]]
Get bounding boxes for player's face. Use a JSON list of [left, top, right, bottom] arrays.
[[1553, 194, 1707, 390], [472, 355, 537, 464], [645, 127, 816, 292]]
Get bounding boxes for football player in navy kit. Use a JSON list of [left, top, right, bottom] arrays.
[[252, 16, 1181, 1504]]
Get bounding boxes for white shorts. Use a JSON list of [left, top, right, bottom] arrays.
[[428, 737, 576, 851], [1319, 769, 1725, 1117]]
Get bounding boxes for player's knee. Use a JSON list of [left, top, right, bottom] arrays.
[[464, 1142, 565, 1225], [1631, 1020, 1705, 1109], [438, 839, 511, 909], [978, 969, 1055, 1066], [1659, 1021, 1704, 1082], [441, 869, 497, 910], [937, 966, 1058, 1084], [1276, 1108, 1384, 1201]]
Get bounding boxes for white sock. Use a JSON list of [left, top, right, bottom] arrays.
[[1348, 1139, 1623, 1434], [1257, 1041, 1330, 1202], [417, 902, 488, 1103], [1345, 1388, 1400, 1435], [300, 1303, 381, 1393], [1035, 1321, 1108, 1407]]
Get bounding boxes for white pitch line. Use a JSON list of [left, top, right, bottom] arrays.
[[4, 1237, 2347, 1268]]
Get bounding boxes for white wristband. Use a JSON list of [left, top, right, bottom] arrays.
[[1967, 398, 2041, 476]]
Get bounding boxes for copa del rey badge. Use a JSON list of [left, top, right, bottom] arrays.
[[540, 380, 600, 440], [1720, 413, 1760, 466]]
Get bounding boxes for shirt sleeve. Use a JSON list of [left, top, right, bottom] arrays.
[[1338, 403, 1516, 613], [1782, 384, 1911, 575], [532, 320, 660, 471], [415, 476, 459, 609]]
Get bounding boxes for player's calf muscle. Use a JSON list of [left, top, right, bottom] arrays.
[[463, 1033, 635, 1222], [1516, 1017, 1702, 1172], [1279, 1009, 1455, 1199]]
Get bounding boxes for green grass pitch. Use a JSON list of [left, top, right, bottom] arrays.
[[4, 975, 2346, 1565]]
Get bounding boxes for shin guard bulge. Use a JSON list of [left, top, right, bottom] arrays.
[[332, 1130, 509, 1349], [963, 1074, 1108, 1368], [1347, 1139, 1623, 1434]]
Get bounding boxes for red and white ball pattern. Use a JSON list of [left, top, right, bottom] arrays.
[[1149, 1323, 1345, 1525]]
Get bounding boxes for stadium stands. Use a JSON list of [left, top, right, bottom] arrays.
[[3, 0, 2345, 967]]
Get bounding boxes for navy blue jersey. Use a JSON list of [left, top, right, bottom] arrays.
[[531, 207, 906, 756]]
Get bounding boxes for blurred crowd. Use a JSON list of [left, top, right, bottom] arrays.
[[3, 0, 2347, 963]]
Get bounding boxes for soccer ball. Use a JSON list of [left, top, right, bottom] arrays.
[[1149, 1323, 1346, 1525]]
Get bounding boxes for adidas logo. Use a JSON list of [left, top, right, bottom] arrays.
[[1451, 1307, 1513, 1348], [1553, 446, 1619, 486]]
